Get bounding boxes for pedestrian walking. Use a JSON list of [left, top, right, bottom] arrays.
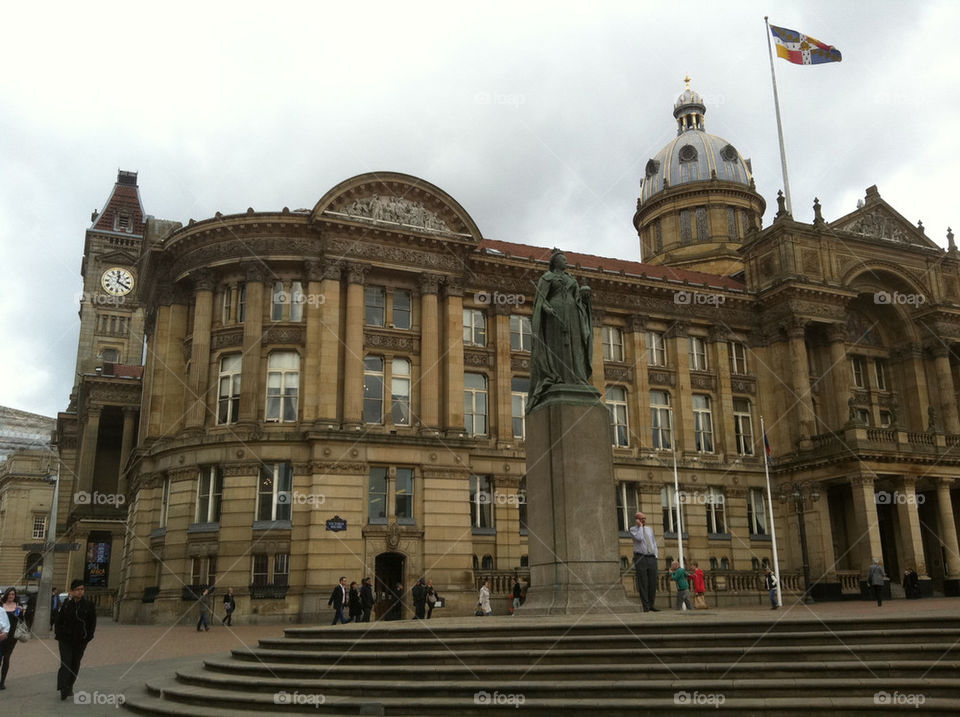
[[903, 568, 920, 599], [479, 578, 492, 616], [690, 561, 708, 609], [412, 577, 427, 619], [221, 587, 236, 626], [348, 582, 363, 622], [50, 588, 61, 630], [669, 561, 694, 611], [868, 558, 886, 606], [328, 577, 350, 624], [360, 577, 375, 622], [511, 577, 522, 614], [630, 512, 660, 611], [425, 579, 440, 619], [1, 588, 22, 689], [196, 587, 212, 631], [764, 567, 779, 610], [54, 579, 96, 701]]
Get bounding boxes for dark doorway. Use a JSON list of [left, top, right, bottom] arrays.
[[877, 503, 900, 579], [374, 552, 405, 620]]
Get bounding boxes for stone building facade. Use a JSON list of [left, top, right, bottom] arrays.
[[56, 85, 960, 623]]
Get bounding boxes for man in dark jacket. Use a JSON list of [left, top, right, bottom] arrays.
[[54, 579, 96, 700], [359, 577, 375, 622], [327, 576, 349, 624], [412, 577, 427, 619]]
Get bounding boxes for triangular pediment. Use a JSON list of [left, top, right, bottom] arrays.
[[829, 189, 940, 250], [96, 250, 139, 266]]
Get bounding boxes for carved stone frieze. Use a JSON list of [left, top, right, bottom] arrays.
[[309, 462, 368, 475], [364, 331, 419, 354], [838, 209, 912, 243], [604, 365, 633, 383], [649, 369, 676, 387], [730, 377, 756, 395], [222, 463, 261, 477], [689, 372, 716, 392], [168, 236, 320, 281], [335, 195, 450, 232], [511, 355, 531, 372], [801, 249, 821, 277], [86, 382, 142, 405], [326, 238, 462, 273], [263, 326, 305, 346], [211, 329, 244, 350], [464, 349, 495, 369]]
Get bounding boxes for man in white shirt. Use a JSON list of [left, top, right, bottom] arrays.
[[0, 606, 8, 641], [629, 512, 660, 612]]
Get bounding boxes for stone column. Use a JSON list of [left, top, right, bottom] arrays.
[[629, 316, 650, 445], [418, 274, 441, 432], [493, 475, 522, 570], [239, 268, 265, 422], [77, 405, 102, 497], [443, 278, 465, 433], [493, 305, 514, 443], [118, 406, 137, 497], [301, 260, 324, 423], [144, 291, 189, 438], [317, 262, 342, 424], [590, 310, 606, 395], [786, 320, 815, 440], [185, 271, 215, 428], [668, 323, 689, 454], [850, 474, 884, 574], [711, 327, 736, 456], [342, 263, 367, 426], [896, 476, 929, 579], [894, 343, 928, 432], [809, 489, 839, 596], [936, 478, 960, 594], [930, 345, 960, 434], [826, 323, 849, 431]]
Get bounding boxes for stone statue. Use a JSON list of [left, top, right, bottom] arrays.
[[928, 405, 939, 433], [848, 397, 857, 423], [526, 250, 594, 412]]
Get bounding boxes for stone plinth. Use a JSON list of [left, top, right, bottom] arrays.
[[518, 384, 638, 615]]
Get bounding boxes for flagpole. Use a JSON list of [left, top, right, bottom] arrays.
[[673, 442, 683, 570], [764, 16, 793, 216], [761, 417, 783, 606]]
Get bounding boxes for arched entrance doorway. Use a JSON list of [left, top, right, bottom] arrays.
[[374, 552, 405, 620]]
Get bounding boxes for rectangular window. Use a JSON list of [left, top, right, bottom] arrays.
[[880, 410, 893, 428], [693, 394, 714, 452], [603, 326, 624, 362], [271, 281, 285, 321], [470, 474, 494, 529], [257, 462, 292, 522], [252, 554, 269, 586], [655, 219, 663, 253], [728, 341, 748, 375], [464, 372, 488, 436], [615, 482, 639, 533], [510, 315, 532, 352], [727, 207, 737, 238], [733, 397, 754, 456], [289, 281, 304, 322], [368, 467, 388, 524], [237, 284, 246, 323], [463, 309, 487, 346], [391, 358, 411, 425], [511, 377, 530, 439], [273, 553, 290, 586], [392, 289, 411, 329], [852, 356, 866, 388], [748, 487, 767, 536], [874, 359, 888, 391], [221, 287, 233, 325], [646, 331, 667, 366], [689, 336, 708, 371], [159, 478, 171, 528], [606, 386, 629, 447], [365, 286, 385, 326], [195, 466, 223, 523], [855, 407, 871, 425], [661, 485, 683, 534], [680, 209, 693, 244], [395, 468, 414, 520], [650, 390, 672, 449], [265, 352, 299, 422], [363, 356, 384, 424], [32, 515, 47, 540], [217, 354, 242, 425], [706, 487, 726, 534], [695, 206, 708, 241], [191, 557, 217, 586]]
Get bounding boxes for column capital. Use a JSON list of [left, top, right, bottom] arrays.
[[708, 324, 731, 343], [825, 322, 847, 344], [850, 474, 876, 489], [244, 264, 270, 283], [926, 341, 951, 359], [592, 308, 606, 328], [665, 321, 688, 339], [784, 318, 807, 339], [345, 262, 368, 285], [303, 259, 325, 283], [191, 269, 216, 293], [443, 276, 464, 298], [419, 273, 442, 295], [936, 476, 957, 489], [627, 314, 647, 334]]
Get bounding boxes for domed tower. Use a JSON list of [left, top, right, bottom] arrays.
[[634, 79, 765, 276]]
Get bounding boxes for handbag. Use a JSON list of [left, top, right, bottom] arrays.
[[693, 593, 708, 610], [14, 620, 30, 642]]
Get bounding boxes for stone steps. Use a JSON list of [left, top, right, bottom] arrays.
[[122, 614, 960, 715]]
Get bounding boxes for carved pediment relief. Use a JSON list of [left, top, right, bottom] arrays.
[[334, 195, 450, 232]]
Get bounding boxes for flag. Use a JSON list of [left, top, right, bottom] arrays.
[[770, 24, 842, 65], [763, 430, 771, 457]]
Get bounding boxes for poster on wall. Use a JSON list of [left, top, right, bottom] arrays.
[[84, 538, 111, 587]]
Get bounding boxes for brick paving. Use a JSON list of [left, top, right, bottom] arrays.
[[3, 598, 958, 715]]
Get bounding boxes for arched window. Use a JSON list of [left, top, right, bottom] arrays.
[[709, 557, 718, 570], [751, 557, 760, 570], [24, 552, 43, 580], [481, 555, 494, 570], [720, 557, 730, 569], [472, 555, 479, 571], [520, 555, 528, 568]]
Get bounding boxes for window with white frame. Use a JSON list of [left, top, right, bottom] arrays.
[[855, 407, 871, 425], [615, 482, 639, 533], [728, 341, 748, 374], [257, 462, 292, 522], [32, 515, 47, 540], [689, 336, 708, 371], [252, 554, 269, 586], [195, 467, 223, 523], [221, 288, 233, 325], [464, 373, 488, 436], [463, 309, 487, 346], [733, 397, 754, 456], [693, 394, 714, 452], [650, 390, 672, 449], [393, 289, 411, 329], [646, 331, 667, 366], [852, 356, 866, 388], [705, 487, 726, 534], [603, 326, 624, 362], [217, 354, 241, 425], [880, 410, 893, 427], [368, 467, 388, 523], [874, 358, 888, 391], [395, 467, 414, 521], [606, 386, 629, 447], [191, 556, 217, 586], [265, 352, 299, 422], [511, 377, 529, 439], [510, 315, 532, 352], [747, 487, 768, 536], [661, 485, 684, 534], [289, 281, 304, 322], [365, 286, 385, 326], [391, 358, 411, 425], [159, 478, 171, 528], [273, 553, 290, 586], [271, 281, 285, 321], [363, 356, 384, 424], [237, 284, 246, 323], [470, 474, 494, 529]]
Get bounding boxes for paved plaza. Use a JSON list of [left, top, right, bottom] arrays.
[[5, 598, 959, 715]]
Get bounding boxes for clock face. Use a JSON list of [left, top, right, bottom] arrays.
[[101, 267, 134, 296]]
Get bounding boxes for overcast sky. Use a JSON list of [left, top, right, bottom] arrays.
[[1, 0, 957, 419]]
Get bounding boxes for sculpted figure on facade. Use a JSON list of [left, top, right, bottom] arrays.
[[526, 250, 594, 412]]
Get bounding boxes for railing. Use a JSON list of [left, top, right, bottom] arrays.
[[907, 432, 934, 446], [838, 570, 861, 594], [249, 583, 289, 600], [947, 435, 960, 448], [475, 569, 530, 595], [810, 433, 840, 450], [645, 570, 806, 595], [866, 428, 897, 443]]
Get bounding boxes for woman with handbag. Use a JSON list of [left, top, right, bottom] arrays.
[[1, 587, 24, 689], [690, 561, 708, 609]]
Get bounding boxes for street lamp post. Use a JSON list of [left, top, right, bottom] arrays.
[[777, 481, 821, 604]]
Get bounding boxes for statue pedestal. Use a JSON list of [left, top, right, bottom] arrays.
[[517, 384, 639, 615]]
